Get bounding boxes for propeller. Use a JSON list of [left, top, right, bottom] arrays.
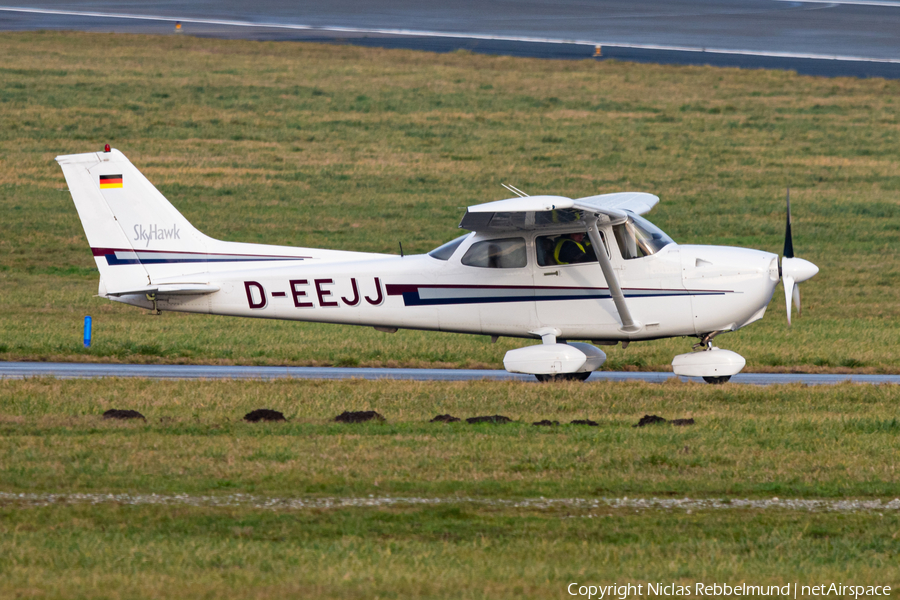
[[780, 188, 819, 325]]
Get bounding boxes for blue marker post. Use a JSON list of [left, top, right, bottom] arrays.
[[83, 316, 92, 348]]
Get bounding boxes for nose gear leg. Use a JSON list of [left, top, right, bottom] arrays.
[[693, 330, 725, 352]]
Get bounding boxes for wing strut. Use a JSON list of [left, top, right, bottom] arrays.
[[585, 217, 642, 334]]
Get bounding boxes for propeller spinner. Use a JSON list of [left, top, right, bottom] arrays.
[[781, 188, 819, 325]]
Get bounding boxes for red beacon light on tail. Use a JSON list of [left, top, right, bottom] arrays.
[[104, 144, 110, 153]]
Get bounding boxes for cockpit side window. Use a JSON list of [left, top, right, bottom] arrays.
[[428, 234, 469, 261], [536, 231, 606, 266], [613, 214, 674, 260], [461, 237, 527, 268]]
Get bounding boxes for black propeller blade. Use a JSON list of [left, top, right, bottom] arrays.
[[780, 187, 818, 325], [783, 187, 794, 259]]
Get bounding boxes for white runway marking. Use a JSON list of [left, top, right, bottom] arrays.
[[1, 6, 899, 64], [779, 0, 900, 7], [1, 491, 898, 513]]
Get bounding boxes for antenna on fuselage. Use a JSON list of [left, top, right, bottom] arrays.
[[501, 183, 529, 197]]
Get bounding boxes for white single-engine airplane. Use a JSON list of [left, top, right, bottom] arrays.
[[57, 147, 818, 383]]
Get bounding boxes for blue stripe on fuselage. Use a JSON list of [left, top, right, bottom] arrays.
[[103, 254, 304, 266], [399, 289, 725, 306]]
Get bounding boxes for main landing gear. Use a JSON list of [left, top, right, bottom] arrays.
[[503, 331, 606, 383], [534, 372, 592, 382]]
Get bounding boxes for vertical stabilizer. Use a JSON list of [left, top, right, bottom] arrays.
[[56, 148, 210, 294]]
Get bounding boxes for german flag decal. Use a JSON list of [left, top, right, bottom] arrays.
[[99, 174, 123, 189]]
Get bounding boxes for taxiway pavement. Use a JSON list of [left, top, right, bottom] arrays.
[[2, 1, 900, 77], [1, 362, 897, 385]]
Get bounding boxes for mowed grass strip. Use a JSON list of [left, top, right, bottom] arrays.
[[2, 378, 899, 498], [1, 503, 897, 600], [1, 31, 899, 370]]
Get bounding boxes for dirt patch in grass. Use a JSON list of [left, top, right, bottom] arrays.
[[244, 409, 286, 422], [570, 419, 599, 426], [102, 409, 145, 420], [430, 414, 461, 423], [466, 415, 512, 424], [634, 415, 695, 427], [634, 414, 668, 427], [334, 410, 385, 423], [532, 420, 559, 426]]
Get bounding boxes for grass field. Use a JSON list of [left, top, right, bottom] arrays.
[[4, 378, 900, 498], [1, 377, 900, 598], [1, 31, 899, 371], [2, 504, 897, 599]]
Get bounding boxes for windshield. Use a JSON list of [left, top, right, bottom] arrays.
[[428, 234, 470, 260], [613, 214, 674, 260]]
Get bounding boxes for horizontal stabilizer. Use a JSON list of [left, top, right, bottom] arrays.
[[107, 283, 220, 297]]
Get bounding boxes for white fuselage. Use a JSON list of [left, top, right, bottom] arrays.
[[111, 227, 781, 342]]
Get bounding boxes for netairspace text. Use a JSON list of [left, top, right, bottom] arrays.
[[567, 582, 892, 599]]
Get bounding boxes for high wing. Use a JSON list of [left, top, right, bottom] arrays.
[[573, 192, 659, 216], [458, 192, 659, 232]]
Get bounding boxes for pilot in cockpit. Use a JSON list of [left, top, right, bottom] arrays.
[[553, 232, 594, 265]]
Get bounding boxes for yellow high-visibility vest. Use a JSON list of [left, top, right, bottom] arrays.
[[553, 237, 585, 265]]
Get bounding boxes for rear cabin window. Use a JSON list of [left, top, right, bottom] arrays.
[[461, 238, 527, 268]]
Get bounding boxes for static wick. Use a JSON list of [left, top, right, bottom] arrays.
[[399, 242, 404, 258]]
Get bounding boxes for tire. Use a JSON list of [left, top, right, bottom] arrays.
[[568, 372, 592, 382], [702, 375, 731, 385], [535, 372, 591, 383]]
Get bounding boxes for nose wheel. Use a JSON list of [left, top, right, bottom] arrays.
[[672, 343, 745, 384]]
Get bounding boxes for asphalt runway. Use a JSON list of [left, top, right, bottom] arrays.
[[1, 362, 897, 385], [2, 1, 900, 78]]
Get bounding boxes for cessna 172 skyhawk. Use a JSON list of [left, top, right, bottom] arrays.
[[57, 147, 818, 383]]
